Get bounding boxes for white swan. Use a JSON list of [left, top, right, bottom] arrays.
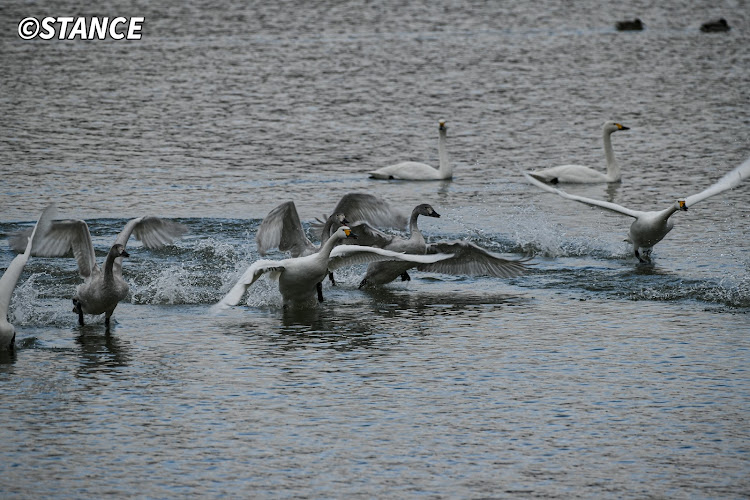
[[357, 204, 529, 286], [1, 205, 56, 350], [368, 120, 452, 180], [523, 157, 750, 262], [11, 216, 188, 329], [526, 121, 629, 184], [215, 226, 454, 309]]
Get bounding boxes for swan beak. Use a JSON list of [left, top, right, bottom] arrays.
[[344, 228, 357, 239], [678, 200, 688, 211], [439, 120, 447, 130], [430, 211, 441, 218], [121, 250, 130, 258], [616, 123, 629, 130]]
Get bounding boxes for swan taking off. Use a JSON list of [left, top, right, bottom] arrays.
[[1, 205, 56, 351], [215, 226, 454, 309], [523, 157, 750, 262], [10, 216, 187, 329], [526, 121, 629, 184], [368, 120, 452, 180], [356, 203, 529, 286]]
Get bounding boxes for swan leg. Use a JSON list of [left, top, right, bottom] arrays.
[[400, 271, 411, 282], [316, 282, 324, 303], [73, 299, 84, 326], [105, 314, 111, 331], [328, 272, 336, 286]]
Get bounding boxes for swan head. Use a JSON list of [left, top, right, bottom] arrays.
[[438, 120, 447, 132], [334, 226, 357, 240], [414, 204, 441, 219], [603, 121, 629, 134], [110, 244, 130, 258], [676, 199, 688, 211]]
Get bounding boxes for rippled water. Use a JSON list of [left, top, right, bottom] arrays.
[[1, 0, 749, 497]]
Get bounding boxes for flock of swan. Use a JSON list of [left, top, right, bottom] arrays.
[[2, 119, 749, 350]]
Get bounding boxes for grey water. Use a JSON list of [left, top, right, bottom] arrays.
[[1, 0, 749, 497]]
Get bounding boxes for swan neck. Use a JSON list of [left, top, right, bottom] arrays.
[[437, 128, 450, 177], [409, 212, 422, 237], [319, 233, 341, 259], [602, 129, 620, 180], [103, 252, 117, 278]]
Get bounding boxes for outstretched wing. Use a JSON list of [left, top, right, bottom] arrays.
[[10, 219, 96, 278], [114, 216, 187, 275], [214, 259, 283, 309], [256, 201, 316, 257], [421, 240, 529, 278], [117, 216, 188, 249], [683, 157, 750, 208], [523, 172, 643, 218], [312, 193, 408, 240], [0, 205, 56, 316], [327, 245, 453, 271]]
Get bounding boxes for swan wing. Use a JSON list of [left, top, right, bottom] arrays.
[[257, 201, 315, 257], [683, 157, 750, 208], [10, 219, 97, 278], [524, 172, 642, 218], [117, 216, 188, 249], [0, 205, 56, 316], [327, 245, 453, 271], [420, 240, 530, 278], [331, 193, 408, 231], [214, 259, 284, 308]]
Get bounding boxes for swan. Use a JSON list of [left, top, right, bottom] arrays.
[[215, 226, 454, 309], [10, 216, 188, 329], [257, 194, 408, 294], [523, 157, 750, 262], [1, 205, 55, 350], [368, 120, 452, 180], [355, 204, 530, 286], [526, 121, 629, 184], [258, 194, 407, 259]]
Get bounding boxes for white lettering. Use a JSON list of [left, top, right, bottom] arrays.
[[128, 17, 144, 40], [89, 17, 108, 40], [57, 17, 73, 39], [39, 17, 56, 40], [109, 17, 127, 40], [68, 17, 87, 39]]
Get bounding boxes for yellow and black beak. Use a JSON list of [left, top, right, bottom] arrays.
[[678, 200, 688, 211], [344, 228, 357, 239], [616, 123, 630, 131]]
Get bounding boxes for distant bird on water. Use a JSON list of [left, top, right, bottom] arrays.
[[616, 18, 643, 31], [700, 18, 730, 32]]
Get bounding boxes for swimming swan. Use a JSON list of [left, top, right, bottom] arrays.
[[357, 204, 530, 286], [526, 121, 629, 184], [215, 226, 454, 309], [368, 120, 452, 180], [11, 216, 188, 328], [523, 157, 750, 262], [0, 205, 55, 350]]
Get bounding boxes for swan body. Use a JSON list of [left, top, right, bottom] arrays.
[[368, 120, 452, 180], [0, 205, 55, 350], [526, 121, 629, 184], [215, 226, 454, 309], [11, 216, 187, 328], [523, 157, 750, 262], [358, 204, 529, 286], [701, 18, 729, 32]]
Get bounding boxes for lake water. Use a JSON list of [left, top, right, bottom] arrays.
[[1, 0, 749, 497]]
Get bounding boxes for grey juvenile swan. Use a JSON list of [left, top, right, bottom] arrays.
[[352, 203, 529, 287], [11, 216, 187, 329]]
